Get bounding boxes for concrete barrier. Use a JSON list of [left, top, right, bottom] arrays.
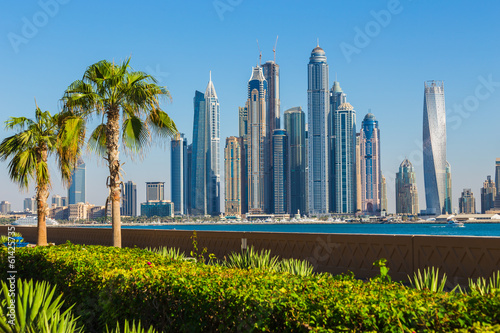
[[2, 226, 499, 284]]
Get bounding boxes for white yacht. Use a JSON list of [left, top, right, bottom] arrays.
[[12, 216, 59, 226]]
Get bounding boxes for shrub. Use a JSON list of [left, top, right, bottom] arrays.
[[408, 266, 448, 292]]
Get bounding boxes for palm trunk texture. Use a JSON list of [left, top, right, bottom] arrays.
[[106, 107, 122, 247]]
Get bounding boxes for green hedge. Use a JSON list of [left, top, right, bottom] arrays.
[[1, 243, 499, 332]]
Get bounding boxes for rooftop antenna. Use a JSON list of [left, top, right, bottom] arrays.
[[317, 38, 319, 47], [273, 35, 279, 63], [256, 39, 262, 66], [209, 70, 212, 82]]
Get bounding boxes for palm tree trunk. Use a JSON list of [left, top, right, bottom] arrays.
[[36, 147, 49, 246], [106, 106, 122, 247]]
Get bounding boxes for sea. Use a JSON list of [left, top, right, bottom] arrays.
[[86, 223, 500, 237]]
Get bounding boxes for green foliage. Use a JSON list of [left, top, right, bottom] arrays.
[[1, 244, 500, 332], [408, 266, 448, 292], [1, 232, 23, 246], [224, 246, 280, 271], [373, 258, 391, 283], [146, 246, 186, 261], [0, 278, 83, 333], [278, 258, 314, 276], [468, 270, 500, 295], [106, 320, 158, 333]]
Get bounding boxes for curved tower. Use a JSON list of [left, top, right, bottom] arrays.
[[307, 44, 329, 215], [423, 80, 447, 215], [359, 113, 381, 215]]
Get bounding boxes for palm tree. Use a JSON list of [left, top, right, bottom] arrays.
[[0, 105, 84, 246], [62, 58, 177, 247]]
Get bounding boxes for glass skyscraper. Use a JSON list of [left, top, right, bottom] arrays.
[[481, 175, 496, 213], [334, 102, 357, 214], [205, 72, 221, 215], [284, 107, 307, 216], [359, 113, 381, 215], [121, 181, 137, 217], [307, 44, 329, 215], [68, 158, 85, 204], [396, 158, 419, 215], [171, 133, 188, 215], [246, 66, 269, 214], [272, 129, 288, 214], [423, 80, 449, 215], [459, 188, 475, 214]]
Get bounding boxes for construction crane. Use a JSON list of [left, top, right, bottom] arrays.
[[273, 35, 279, 63], [256, 39, 262, 66]]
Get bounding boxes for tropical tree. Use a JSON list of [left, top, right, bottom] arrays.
[[62, 58, 177, 247], [0, 105, 84, 245]]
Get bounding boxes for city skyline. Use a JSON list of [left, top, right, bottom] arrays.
[[1, 1, 499, 213]]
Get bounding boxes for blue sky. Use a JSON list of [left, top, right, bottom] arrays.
[[1, 0, 499, 213]]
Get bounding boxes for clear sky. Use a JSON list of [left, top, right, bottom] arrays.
[[1, 0, 499, 213]]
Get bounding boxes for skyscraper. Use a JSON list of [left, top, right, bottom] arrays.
[[396, 158, 419, 215], [224, 136, 246, 216], [246, 66, 269, 214], [23, 197, 36, 213], [68, 158, 85, 205], [334, 102, 357, 214], [205, 72, 221, 215], [192, 90, 207, 215], [444, 161, 452, 214], [423, 80, 448, 215], [186, 143, 193, 214], [355, 133, 362, 213], [459, 188, 476, 214], [329, 81, 347, 212], [121, 181, 137, 216], [51, 194, 62, 207], [0, 201, 11, 214], [307, 44, 329, 215], [146, 182, 164, 201], [481, 175, 496, 213], [272, 129, 288, 214], [171, 133, 188, 215], [380, 175, 388, 214], [496, 158, 500, 196], [359, 113, 381, 215], [284, 107, 307, 216]]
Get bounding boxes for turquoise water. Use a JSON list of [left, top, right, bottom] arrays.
[[88, 223, 500, 237]]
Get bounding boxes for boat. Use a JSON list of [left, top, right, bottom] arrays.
[[447, 219, 465, 227], [12, 216, 59, 226]]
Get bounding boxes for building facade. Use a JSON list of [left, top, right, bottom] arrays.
[[423, 80, 449, 215], [459, 188, 476, 214], [359, 113, 381, 215], [146, 182, 164, 202], [23, 197, 36, 213], [121, 180, 137, 217], [284, 107, 307, 216], [68, 158, 85, 205], [272, 129, 288, 214], [140, 200, 174, 218], [307, 45, 330, 215], [192, 90, 207, 215], [0, 201, 11, 214], [330, 81, 347, 213], [334, 102, 357, 214], [224, 136, 246, 216], [246, 66, 269, 214], [205, 72, 221, 215], [396, 158, 419, 215], [380, 175, 388, 214], [171, 133, 188, 215], [481, 176, 496, 213]]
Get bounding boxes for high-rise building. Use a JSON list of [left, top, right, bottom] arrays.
[[307, 44, 329, 215], [284, 107, 307, 216], [186, 143, 193, 214], [272, 129, 288, 214], [355, 133, 362, 213], [396, 158, 419, 215], [192, 90, 207, 215], [205, 72, 221, 215], [68, 158, 85, 204], [495, 159, 500, 209], [481, 175, 496, 213], [51, 195, 62, 207], [121, 181, 137, 217], [146, 182, 164, 202], [334, 102, 357, 214], [224, 136, 246, 216], [24, 196, 36, 213], [380, 175, 388, 214], [171, 133, 188, 215], [61, 197, 68, 207], [238, 106, 248, 138], [423, 80, 448, 215], [444, 161, 452, 214], [330, 81, 347, 212], [459, 188, 476, 214], [359, 113, 381, 215], [140, 200, 174, 218], [246, 66, 269, 214], [0, 201, 11, 214]]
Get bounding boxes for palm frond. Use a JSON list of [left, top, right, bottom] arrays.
[[148, 110, 178, 139], [7, 149, 37, 189], [88, 124, 107, 157], [122, 114, 149, 153]]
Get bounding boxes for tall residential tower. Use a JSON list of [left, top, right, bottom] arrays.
[[359, 113, 381, 215]]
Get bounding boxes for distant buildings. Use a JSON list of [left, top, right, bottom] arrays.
[[68, 158, 86, 205], [23, 196, 36, 213], [272, 129, 288, 214], [121, 181, 137, 217], [359, 113, 381, 215], [146, 182, 164, 201], [141, 182, 173, 217], [481, 176, 496, 213], [171, 133, 188, 215], [284, 107, 307, 216], [224, 136, 245, 217], [307, 44, 330, 215], [495, 158, 500, 209], [380, 175, 387, 214], [396, 158, 419, 215], [422, 80, 451, 215], [459, 188, 476, 214], [0, 201, 11, 214]]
